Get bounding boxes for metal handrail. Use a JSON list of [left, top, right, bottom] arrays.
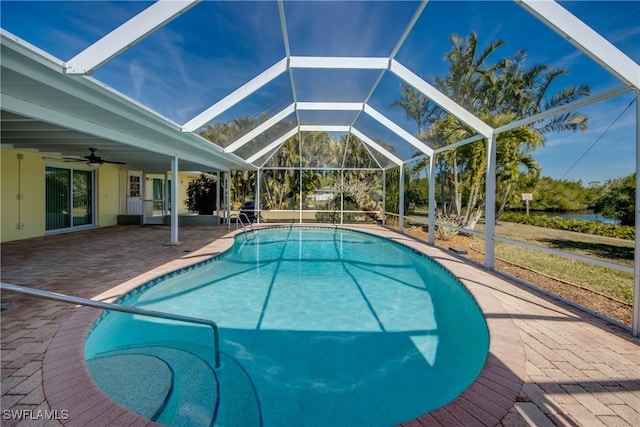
[[228, 213, 241, 230], [238, 213, 255, 233], [228, 213, 255, 237], [0, 282, 221, 369]]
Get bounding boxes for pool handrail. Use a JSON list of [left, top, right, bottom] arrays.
[[228, 213, 254, 236], [238, 213, 255, 233], [0, 282, 221, 369]]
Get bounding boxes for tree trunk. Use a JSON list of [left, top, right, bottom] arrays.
[[496, 181, 513, 220], [452, 158, 462, 219], [465, 203, 485, 230]]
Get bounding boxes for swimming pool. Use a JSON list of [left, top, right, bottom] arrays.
[[85, 226, 489, 426]]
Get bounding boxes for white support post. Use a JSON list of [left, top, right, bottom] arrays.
[[246, 128, 298, 164], [495, 86, 631, 135], [216, 171, 220, 219], [633, 91, 640, 337], [289, 56, 389, 70], [299, 133, 303, 225], [299, 125, 351, 132], [299, 170, 303, 224], [340, 169, 345, 224], [224, 103, 295, 153], [382, 169, 386, 226], [256, 169, 261, 224], [141, 171, 147, 224], [170, 156, 179, 245], [182, 58, 288, 132], [163, 173, 168, 216], [518, 0, 640, 90], [363, 105, 434, 157], [485, 134, 497, 270], [297, 102, 364, 111], [351, 128, 403, 166], [65, 1, 199, 74], [428, 154, 436, 246], [399, 164, 405, 233], [390, 60, 494, 138], [434, 134, 486, 155], [225, 173, 231, 225]]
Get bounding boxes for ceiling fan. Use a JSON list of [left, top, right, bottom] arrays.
[[64, 148, 126, 167]]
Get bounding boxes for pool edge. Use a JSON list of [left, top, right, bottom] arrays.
[[41, 224, 525, 426]]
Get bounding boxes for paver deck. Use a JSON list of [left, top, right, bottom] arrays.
[[1, 224, 638, 426]]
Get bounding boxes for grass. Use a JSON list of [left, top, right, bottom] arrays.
[[493, 221, 634, 266], [493, 241, 634, 303]]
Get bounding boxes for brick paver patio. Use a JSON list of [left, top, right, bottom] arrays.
[[1, 225, 638, 426]]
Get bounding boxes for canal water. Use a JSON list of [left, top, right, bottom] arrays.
[[532, 210, 620, 224]]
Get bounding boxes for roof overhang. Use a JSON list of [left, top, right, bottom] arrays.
[[0, 30, 249, 173]]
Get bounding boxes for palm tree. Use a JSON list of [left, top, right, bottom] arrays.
[[392, 32, 590, 229], [390, 82, 443, 136]]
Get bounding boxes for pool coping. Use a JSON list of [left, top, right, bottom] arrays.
[[42, 224, 525, 426]]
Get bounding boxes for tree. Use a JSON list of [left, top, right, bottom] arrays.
[[530, 177, 591, 212], [230, 170, 255, 209], [391, 82, 443, 136], [384, 166, 410, 218], [594, 174, 635, 225], [185, 174, 218, 215], [392, 32, 590, 229]]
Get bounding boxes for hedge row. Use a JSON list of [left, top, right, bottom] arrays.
[[499, 212, 635, 240]]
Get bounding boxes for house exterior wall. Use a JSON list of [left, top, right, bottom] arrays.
[[2, 148, 207, 242], [2, 147, 119, 243], [2, 148, 47, 242], [96, 164, 120, 228], [140, 172, 195, 216], [177, 173, 197, 215]]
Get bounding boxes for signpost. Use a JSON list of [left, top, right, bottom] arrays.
[[522, 193, 533, 215]]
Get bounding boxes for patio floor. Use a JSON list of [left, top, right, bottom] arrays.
[[1, 224, 638, 426]]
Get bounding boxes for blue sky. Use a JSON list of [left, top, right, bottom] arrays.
[[1, 1, 638, 183]]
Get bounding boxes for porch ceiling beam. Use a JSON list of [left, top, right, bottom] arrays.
[[182, 57, 288, 132], [289, 56, 389, 70], [390, 60, 494, 138], [299, 125, 351, 132], [351, 128, 403, 166], [495, 85, 632, 134], [517, 0, 640, 90], [65, 0, 200, 74], [224, 103, 295, 153], [363, 104, 434, 157], [246, 127, 298, 164], [296, 102, 364, 111]]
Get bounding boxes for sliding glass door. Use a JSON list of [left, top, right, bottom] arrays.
[[46, 167, 94, 231]]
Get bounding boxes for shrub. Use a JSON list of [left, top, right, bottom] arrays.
[[500, 212, 634, 240], [435, 215, 460, 241], [185, 174, 218, 215]]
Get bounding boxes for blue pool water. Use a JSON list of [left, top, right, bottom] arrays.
[[85, 227, 489, 426]]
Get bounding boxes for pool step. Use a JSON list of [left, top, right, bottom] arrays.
[[89, 345, 218, 427], [213, 354, 262, 427], [87, 353, 173, 421]]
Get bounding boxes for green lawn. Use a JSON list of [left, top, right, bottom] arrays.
[[479, 222, 634, 303]]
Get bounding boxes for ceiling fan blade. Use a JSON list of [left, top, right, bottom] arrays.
[[102, 160, 126, 165], [62, 158, 86, 162]]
